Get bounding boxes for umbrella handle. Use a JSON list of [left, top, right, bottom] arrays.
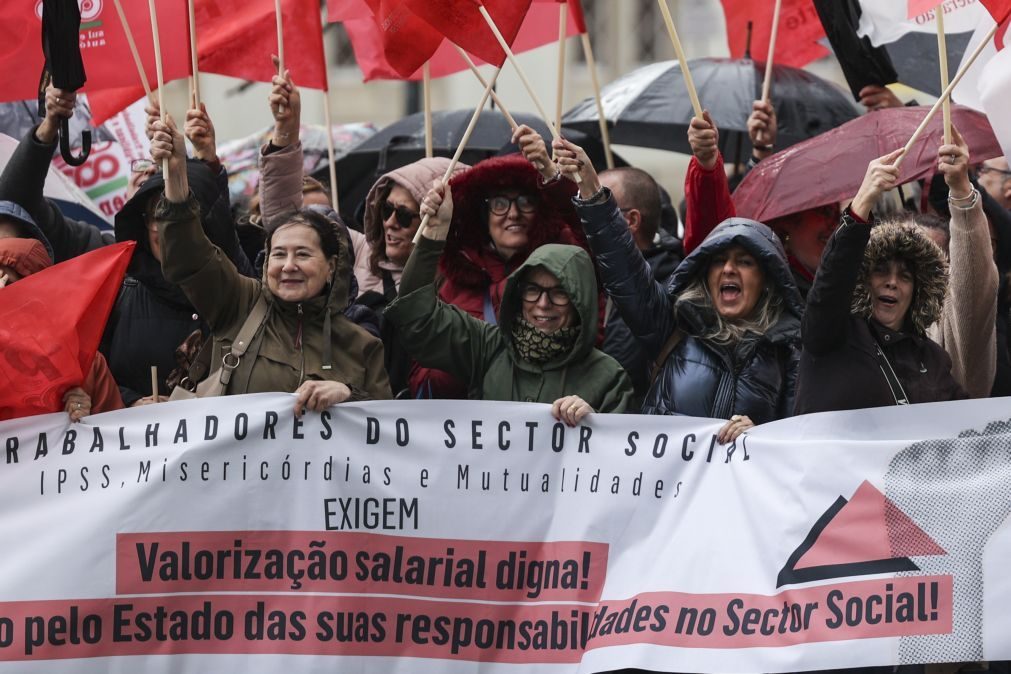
[[59, 119, 90, 167]]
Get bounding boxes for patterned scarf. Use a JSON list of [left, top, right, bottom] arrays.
[[511, 318, 579, 364]]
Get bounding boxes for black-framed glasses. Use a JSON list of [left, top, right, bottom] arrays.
[[486, 194, 538, 216], [979, 165, 1011, 179], [520, 282, 571, 306], [381, 201, 420, 229], [130, 158, 161, 174]]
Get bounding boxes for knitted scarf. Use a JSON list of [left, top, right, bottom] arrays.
[[511, 318, 579, 364]]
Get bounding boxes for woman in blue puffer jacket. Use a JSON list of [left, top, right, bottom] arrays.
[[553, 138, 803, 442]]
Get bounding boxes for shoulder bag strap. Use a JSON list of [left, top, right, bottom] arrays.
[[214, 294, 271, 392]]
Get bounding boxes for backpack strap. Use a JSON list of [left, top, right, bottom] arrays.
[[649, 329, 683, 389]]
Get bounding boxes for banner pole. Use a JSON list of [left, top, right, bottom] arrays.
[[581, 32, 614, 170], [454, 45, 518, 130], [897, 22, 998, 169], [147, 0, 168, 174], [322, 93, 340, 213], [275, 0, 285, 114], [555, 2, 568, 137], [111, 0, 153, 98], [150, 366, 159, 402], [423, 62, 434, 158], [936, 4, 952, 145], [412, 67, 502, 244], [656, 0, 703, 118], [187, 0, 200, 107], [761, 0, 782, 102]]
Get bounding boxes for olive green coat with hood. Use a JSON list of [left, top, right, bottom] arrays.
[[157, 196, 391, 399], [386, 237, 633, 411]]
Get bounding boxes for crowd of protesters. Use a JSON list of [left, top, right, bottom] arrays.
[[1, 50, 1010, 673]]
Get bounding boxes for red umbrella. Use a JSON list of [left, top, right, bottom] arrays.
[[733, 105, 1003, 222]]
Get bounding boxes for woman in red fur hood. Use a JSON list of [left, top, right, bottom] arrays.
[[408, 127, 591, 399]]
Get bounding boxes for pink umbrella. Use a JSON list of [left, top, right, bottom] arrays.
[[733, 105, 1003, 222]]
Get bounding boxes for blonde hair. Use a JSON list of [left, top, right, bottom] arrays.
[[676, 276, 784, 345]]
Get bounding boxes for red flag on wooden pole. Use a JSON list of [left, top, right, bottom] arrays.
[[403, 0, 533, 67], [719, 0, 828, 68]]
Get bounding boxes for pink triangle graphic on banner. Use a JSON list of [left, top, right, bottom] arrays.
[[794, 480, 945, 570]]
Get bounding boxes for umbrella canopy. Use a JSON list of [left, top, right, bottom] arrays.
[[318, 109, 625, 228], [41, 0, 91, 166], [563, 58, 860, 156], [732, 105, 1003, 222]]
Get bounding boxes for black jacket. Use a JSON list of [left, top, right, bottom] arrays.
[[578, 191, 803, 421], [602, 232, 683, 402], [795, 211, 967, 415]]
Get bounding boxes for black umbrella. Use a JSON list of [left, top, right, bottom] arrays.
[[40, 0, 91, 166], [314, 109, 626, 228], [563, 58, 861, 158]]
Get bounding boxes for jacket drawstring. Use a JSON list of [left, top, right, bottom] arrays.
[[322, 308, 333, 371]]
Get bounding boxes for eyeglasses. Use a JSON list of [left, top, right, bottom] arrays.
[[486, 194, 538, 216], [520, 282, 571, 306], [130, 158, 161, 174], [381, 201, 420, 229], [978, 166, 1011, 179]]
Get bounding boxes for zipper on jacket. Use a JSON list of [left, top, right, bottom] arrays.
[[296, 304, 306, 384]]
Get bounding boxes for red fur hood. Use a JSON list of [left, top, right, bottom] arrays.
[[440, 154, 583, 289]]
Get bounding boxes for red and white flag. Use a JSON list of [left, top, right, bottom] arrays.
[[720, 0, 828, 68]]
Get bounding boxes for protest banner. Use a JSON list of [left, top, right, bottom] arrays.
[[1, 394, 1011, 671]]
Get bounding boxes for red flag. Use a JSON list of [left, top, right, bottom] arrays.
[[403, 0, 534, 67], [533, 0, 587, 34], [720, 0, 828, 68], [327, 0, 379, 21], [981, 0, 1011, 22], [907, 0, 937, 19], [0, 0, 190, 104], [196, 0, 328, 90], [343, 0, 579, 82], [87, 86, 145, 126], [0, 242, 134, 420]]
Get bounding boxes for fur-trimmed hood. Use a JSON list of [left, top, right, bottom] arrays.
[[441, 154, 580, 289], [851, 220, 948, 336]]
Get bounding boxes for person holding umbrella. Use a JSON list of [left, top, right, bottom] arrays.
[[552, 137, 803, 441], [793, 137, 985, 414]]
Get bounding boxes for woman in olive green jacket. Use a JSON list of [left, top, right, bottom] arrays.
[[149, 110, 391, 415], [386, 182, 632, 425]]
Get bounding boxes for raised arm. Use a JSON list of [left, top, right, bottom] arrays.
[[552, 137, 676, 359], [260, 59, 306, 230], [150, 116, 258, 332], [932, 127, 998, 397], [683, 110, 735, 255], [803, 149, 902, 355]]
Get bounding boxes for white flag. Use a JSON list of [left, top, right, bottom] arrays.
[[857, 0, 985, 47], [951, 11, 1000, 110], [979, 42, 1011, 161]]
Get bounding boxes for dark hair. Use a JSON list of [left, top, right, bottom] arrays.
[[267, 208, 342, 259], [601, 167, 662, 240], [905, 211, 950, 257]]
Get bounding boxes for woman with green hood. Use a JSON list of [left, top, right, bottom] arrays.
[[385, 182, 633, 425]]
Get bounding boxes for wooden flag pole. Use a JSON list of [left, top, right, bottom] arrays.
[[455, 45, 519, 130], [477, 4, 559, 140], [187, 0, 200, 107], [936, 5, 952, 144], [413, 67, 503, 244], [657, 0, 702, 118], [761, 0, 783, 102], [555, 2, 568, 136], [423, 62, 434, 158], [275, 0, 285, 114], [897, 22, 998, 169], [322, 93, 340, 212], [581, 32, 614, 170], [150, 366, 159, 401], [147, 0, 168, 174], [111, 0, 153, 98]]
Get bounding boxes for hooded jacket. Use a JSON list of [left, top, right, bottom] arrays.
[[359, 157, 468, 299], [157, 192, 391, 400], [99, 161, 253, 405], [796, 211, 968, 415], [386, 236, 632, 410], [579, 190, 803, 421], [409, 154, 590, 398]]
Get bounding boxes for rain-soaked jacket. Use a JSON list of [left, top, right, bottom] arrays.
[[386, 237, 632, 411], [578, 190, 803, 421]]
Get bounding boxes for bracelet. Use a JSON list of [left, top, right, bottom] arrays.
[[947, 187, 979, 210], [539, 168, 562, 186], [574, 185, 608, 205]]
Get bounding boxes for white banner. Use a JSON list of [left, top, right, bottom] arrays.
[[2, 395, 1011, 672]]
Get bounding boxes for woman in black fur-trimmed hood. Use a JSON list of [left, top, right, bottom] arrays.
[[795, 150, 968, 415]]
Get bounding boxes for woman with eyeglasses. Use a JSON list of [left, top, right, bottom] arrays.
[[386, 181, 633, 422], [408, 126, 596, 399]]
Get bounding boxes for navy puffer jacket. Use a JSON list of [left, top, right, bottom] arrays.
[[577, 190, 803, 421]]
